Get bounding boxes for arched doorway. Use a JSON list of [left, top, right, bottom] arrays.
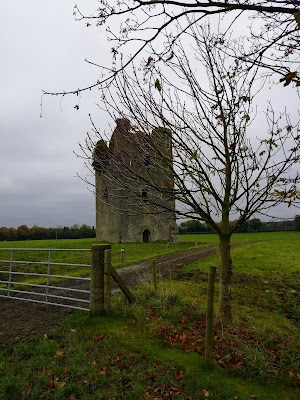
[[143, 229, 150, 243]]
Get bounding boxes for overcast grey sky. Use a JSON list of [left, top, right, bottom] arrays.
[[0, 1, 299, 229], [0, 1, 112, 228]]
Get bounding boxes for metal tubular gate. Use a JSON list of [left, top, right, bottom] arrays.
[[0, 248, 91, 311]]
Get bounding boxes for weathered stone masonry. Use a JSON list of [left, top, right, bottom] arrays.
[[94, 118, 177, 243]]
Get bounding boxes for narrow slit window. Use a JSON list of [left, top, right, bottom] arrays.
[[142, 188, 148, 201], [144, 154, 150, 167]]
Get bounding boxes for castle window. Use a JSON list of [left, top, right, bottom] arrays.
[[144, 154, 150, 167], [142, 188, 148, 201], [104, 186, 108, 198]]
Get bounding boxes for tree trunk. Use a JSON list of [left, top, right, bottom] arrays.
[[218, 234, 233, 323]]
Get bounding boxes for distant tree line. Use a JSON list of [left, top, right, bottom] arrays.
[[178, 216, 300, 234], [0, 224, 96, 241], [178, 220, 214, 234]]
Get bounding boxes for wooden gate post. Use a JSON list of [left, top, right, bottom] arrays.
[[90, 244, 111, 316], [104, 249, 112, 312], [205, 265, 216, 365]]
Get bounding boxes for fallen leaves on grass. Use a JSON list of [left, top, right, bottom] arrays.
[[174, 368, 184, 380], [159, 316, 299, 385], [22, 385, 31, 396], [97, 366, 107, 376], [54, 349, 64, 357], [44, 377, 66, 390], [107, 354, 125, 369], [94, 333, 105, 342], [145, 384, 192, 399], [122, 378, 133, 390]]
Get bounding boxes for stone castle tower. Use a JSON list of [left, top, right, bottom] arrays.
[[94, 118, 177, 243]]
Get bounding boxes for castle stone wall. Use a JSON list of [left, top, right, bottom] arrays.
[[95, 119, 177, 243]]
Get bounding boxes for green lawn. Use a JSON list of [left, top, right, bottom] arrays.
[[0, 233, 299, 399]]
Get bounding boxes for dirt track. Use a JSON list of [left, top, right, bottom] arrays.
[[0, 246, 217, 348]]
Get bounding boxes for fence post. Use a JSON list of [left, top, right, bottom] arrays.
[[90, 244, 111, 316], [205, 265, 216, 365], [121, 248, 125, 263], [152, 261, 157, 292], [104, 249, 111, 312]]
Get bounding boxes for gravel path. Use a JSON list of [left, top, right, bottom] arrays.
[[0, 245, 217, 348]]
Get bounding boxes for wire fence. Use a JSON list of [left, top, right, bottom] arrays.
[[0, 248, 91, 311]]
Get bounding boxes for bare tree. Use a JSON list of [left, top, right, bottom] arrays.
[[43, 0, 300, 99], [79, 27, 300, 322]]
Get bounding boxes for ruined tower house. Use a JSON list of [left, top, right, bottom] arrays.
[[94, 118, 177, 243]]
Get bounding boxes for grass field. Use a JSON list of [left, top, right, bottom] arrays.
[[0, 231, 298, 286], [0, 230, 298, 265], [0, 232, 299, 399]]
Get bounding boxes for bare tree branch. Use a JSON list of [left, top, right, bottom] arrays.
[[78, 28, 299, 321]]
